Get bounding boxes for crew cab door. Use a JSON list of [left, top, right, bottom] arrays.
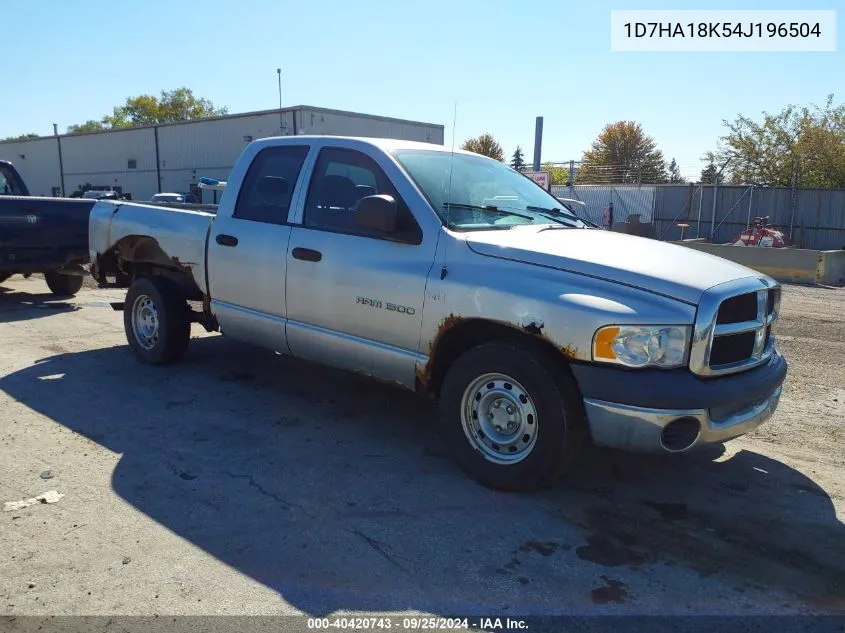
[[206, 144, 311, 351], [285, 144, 438, 387]]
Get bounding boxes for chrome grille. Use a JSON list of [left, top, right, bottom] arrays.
[[689, 278, 779, 377]]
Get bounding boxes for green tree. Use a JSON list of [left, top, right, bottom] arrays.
[[700, 163, 718, 184], [67, 120, 106, 134], [668, 158, 686, 184], [699, 151, 729, 185], [2, 132, 40, 141], [541, 162, 571, 186], [69, 87, 228, 132], [510, 146, 527, 171], [462, 134, 504, 161], [578, 121, 668, 184], [103, 94, 163, 127], [710, 95, 845, 188]]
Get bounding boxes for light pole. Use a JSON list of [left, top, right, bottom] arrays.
[[276, 68, 284, 134]]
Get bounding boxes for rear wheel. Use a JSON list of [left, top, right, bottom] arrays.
[[44, 270, 83, 296], [124, 276, 191, 364], [439, 341, 587, 491]]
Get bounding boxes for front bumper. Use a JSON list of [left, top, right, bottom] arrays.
[[572, 349, 787, 453]]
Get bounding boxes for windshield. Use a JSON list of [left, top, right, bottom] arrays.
[[393, 150, 586, 230]]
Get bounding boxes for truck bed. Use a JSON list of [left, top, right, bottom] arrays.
[[89, 200, 216, 295]]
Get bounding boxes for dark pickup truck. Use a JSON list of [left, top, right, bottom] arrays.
[[0, 160, 94, 295]]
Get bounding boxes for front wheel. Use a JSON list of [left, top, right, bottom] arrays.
[[439, 342, 587, 491], [124, 276, 191, 364], [44, 270, 83, 296]]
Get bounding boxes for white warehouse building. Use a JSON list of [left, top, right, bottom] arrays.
[[0, 106, 445, 201]]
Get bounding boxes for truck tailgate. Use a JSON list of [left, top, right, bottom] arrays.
[[0, 196, 94, 266]]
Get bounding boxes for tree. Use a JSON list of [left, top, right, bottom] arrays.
[[668, 158, 686, 184], [2, 132, 39, 141], [699, 151, 728, 185], [67, 120, 106, 134], [510, 146, 527, 171], [577, 121, 668, 184], [700, 163, 718, 184], [709, 95, 845, 188], [68, 87, 228, 132], [462, 134, 504, 161], [541, 162, 571, 186]]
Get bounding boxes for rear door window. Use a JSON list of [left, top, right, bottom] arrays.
[[0, 165, 25, 195], [234, 146, 310, 225]]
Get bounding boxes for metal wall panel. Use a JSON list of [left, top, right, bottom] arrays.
[[62, 127, 157, 173], [157, 112, 294, 172], [61, 127, 158, 199], [0, 138, 61, 196], [652, 185, 845, 249], [297, 108, 444, 144], [551, 185, 656, 224], [155, 112, 296, 200], [3, 107, 443, 202]]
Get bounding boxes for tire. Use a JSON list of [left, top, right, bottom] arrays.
[[439, 341, 587, 491], [124, 276, 191, 365], [44, 270, 84, 296]]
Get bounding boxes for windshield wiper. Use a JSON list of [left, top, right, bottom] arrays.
[[442, 202, 534, 222], [525, 205, 580, 221], [525, 205, 590, 228]]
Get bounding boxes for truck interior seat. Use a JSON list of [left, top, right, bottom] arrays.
[[308, 175, 360, 230]]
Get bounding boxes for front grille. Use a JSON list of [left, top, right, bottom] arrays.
[[710, 332, 755, 365], [689, 278, 780, 377], [716, 292, 757, 324]]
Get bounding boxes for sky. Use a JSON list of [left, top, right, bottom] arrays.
[[1, 0, 842, 181]]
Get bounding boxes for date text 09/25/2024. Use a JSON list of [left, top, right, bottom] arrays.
[[307, 617, 528, 630]]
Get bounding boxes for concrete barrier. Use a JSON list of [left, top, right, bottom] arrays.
[[673, 240, 845, 285], [819, 249, 845, 285]]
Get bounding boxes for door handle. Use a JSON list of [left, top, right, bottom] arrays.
[[216, 234, 238, 247], [291, 247, 322, 262]]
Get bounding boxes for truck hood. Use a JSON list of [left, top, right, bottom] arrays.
[[464, 227, 760, 305]]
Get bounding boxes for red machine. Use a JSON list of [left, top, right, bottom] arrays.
[[730, 216, 792, 248]]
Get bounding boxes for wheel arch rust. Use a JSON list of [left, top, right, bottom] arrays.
[[416, 313, 578, 396]]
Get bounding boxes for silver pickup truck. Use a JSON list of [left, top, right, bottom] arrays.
[[89, 136, 787, 490]]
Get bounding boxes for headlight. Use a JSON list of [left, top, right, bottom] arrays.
[[593, 325, 690, 368]]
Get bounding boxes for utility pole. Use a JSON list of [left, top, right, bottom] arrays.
[[567, 159, 575, 187], [53, 123, 65, 197], [788, 160, 799, 239], [532, 117, 543, 171], [276, 68, 284, 134]]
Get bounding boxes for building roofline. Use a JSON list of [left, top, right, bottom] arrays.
[[0, 105, 444, 145]]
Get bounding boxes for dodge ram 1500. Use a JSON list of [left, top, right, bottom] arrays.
[[88, 136, 787, 490]]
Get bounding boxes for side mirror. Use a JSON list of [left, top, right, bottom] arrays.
[[354, 194, 398, 233]]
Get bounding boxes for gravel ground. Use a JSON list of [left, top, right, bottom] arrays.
[[0, 275, 843, 619]]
